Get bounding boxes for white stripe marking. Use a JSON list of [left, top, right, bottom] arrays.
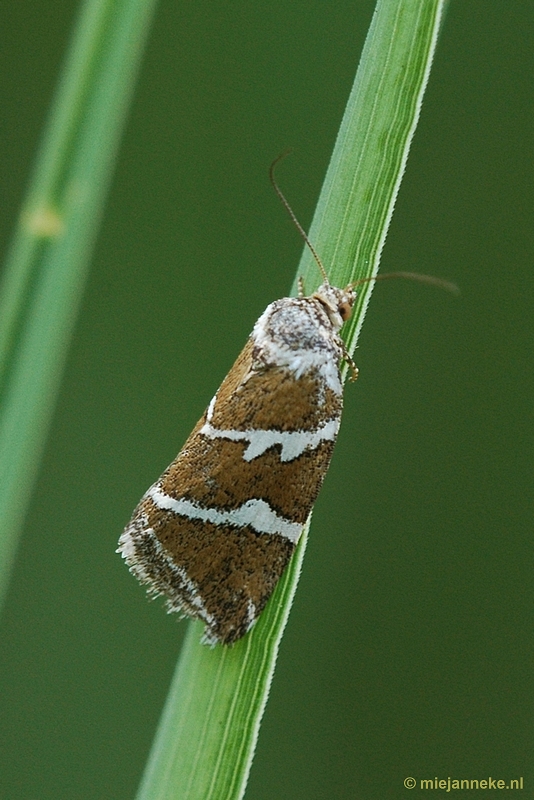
[[118, 522, 216, 626], [148, 486, 303, 543], [167, 562, 216, 625], [200, 415, 340, 462], [245, 599, 257, 632]]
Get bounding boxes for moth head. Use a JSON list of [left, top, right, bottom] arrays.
[[313, 283, 357, 331]]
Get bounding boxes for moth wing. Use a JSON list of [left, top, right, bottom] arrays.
[[119, 333, 342, 645]]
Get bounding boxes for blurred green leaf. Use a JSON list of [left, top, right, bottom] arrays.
[[0, 0, 158, 607]]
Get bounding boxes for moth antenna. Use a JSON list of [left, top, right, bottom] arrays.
[[349, 271, 459, 295], [270, 151, 330, 285]]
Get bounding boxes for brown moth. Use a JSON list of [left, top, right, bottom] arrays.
[[117, 157, 456, 645], [118, 274, 357, 645]]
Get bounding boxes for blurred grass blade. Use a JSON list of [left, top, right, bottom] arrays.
[[0, 0, 158, 606], [135, 2, 446, 800]]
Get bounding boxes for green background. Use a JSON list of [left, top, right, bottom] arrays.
[[0, 2, 532, 798]]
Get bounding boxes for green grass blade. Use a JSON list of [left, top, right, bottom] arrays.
[[134, 2, 445, 799], [137, 528, 308, 800], [0, 0, 158, 607], [294, 0, 446, 360]]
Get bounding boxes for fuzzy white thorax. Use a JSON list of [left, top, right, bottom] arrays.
[[251, 295, 344, 394]]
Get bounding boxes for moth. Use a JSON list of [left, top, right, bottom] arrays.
[[118, 157, 455, 645]]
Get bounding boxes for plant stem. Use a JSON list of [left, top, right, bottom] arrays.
[[134, 2, 445, 799]]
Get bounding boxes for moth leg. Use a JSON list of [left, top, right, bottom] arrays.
[[345, 352, 359, 381], [336, 335, 359, 381], [297, 276, 306, 298]]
